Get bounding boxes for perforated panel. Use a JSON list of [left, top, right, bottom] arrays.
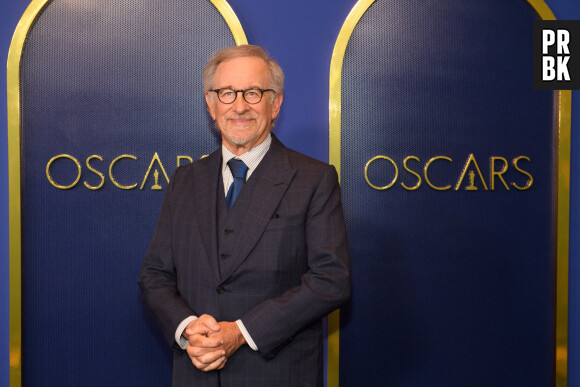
[[19, 1, 236, 385], [339, 0, 556, 385]]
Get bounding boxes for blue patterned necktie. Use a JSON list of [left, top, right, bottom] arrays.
[[226, 158, 249, 211]]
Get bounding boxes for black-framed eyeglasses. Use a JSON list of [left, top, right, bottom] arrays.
[[210, 88, 274, 104]]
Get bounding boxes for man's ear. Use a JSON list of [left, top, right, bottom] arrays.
[[271, 92, 283, 120], [205, 91, 216, 120]]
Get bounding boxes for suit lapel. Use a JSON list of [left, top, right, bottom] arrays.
[[191, 150, 222, 282], [220, 136, 296, 282]]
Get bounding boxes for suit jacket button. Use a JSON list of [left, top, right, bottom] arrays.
[[216, 286, 225, 294], [224, 229, 231, 235], [220, 253, 228, 259]]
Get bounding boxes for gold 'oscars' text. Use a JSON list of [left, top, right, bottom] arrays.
[[364, 154, 533, 191], [46, 153, 201, 190]]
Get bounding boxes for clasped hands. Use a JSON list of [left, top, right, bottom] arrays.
[[183, 314, 246, 372]]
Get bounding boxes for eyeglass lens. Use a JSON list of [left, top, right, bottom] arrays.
[[217, 89, 264, 104]]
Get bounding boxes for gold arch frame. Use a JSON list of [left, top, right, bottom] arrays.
[[7, 1, 247, 385], [328, 1, 570, 386]]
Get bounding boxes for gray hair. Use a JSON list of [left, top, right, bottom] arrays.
[[203, 45, 285, 95]]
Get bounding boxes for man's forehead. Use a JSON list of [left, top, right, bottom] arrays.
[[217, 55, 267, 67], [214, 56, 269, 84]]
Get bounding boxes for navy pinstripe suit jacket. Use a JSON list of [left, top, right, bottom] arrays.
[[138, 135, 350, 386]]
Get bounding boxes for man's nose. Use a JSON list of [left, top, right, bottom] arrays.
[[232, 92, 249, 112]]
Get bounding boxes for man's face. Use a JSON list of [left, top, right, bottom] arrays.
[[205, 56, 283, 155]]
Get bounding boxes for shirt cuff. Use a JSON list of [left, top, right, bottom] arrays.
[[236, 319, 258, 351], [175, 316, 198, 349]]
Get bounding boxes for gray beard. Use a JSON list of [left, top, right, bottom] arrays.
[[226, 133, 251, 146]]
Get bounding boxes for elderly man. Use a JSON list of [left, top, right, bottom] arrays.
[[138, 45, 350, 386]]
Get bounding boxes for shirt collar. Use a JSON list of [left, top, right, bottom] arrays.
[[221, 133, 272, 176]]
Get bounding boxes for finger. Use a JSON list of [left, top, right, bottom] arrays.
[[201, 355, 227, 372], [188, 334, 222, 349], [197, 314, 220, 331], [197, 348, 226, 365], [206, 330, 221, 338], [185, 315, 220, 337], [186, 323, 211, 337], [187, 348, 225, 370]]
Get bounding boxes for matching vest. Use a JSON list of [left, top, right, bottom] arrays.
[[216, 164, 260, 279]]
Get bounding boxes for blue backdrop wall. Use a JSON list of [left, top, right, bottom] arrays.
[[2, 0, 579, 385]]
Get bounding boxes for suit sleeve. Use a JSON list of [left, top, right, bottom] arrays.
[[240, 165, 351, 358], [137, 168, 197, 348]]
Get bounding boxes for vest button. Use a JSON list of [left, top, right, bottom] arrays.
[[220, 253, 228, 259], [224, 229, 231, 235], [216, 286, 225, 294]]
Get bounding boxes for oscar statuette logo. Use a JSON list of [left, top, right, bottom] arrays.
[[465, 171, 478, 191], [151, 170, 162, 190]]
